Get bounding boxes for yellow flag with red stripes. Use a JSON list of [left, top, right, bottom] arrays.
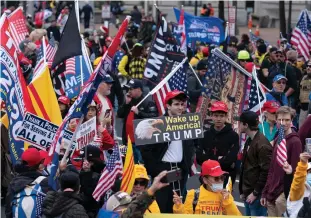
[[120, 137, 135, 194]]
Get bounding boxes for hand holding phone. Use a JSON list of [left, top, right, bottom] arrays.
[[160, 169, 182, 183]]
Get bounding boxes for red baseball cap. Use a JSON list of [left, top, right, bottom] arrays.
[[201, 160, 228, 177], [39, 150, 49, 166], [21, 148, 45, 167], [245, 62, 254, 73], [202, 47, 209, 56], [262, 101, 280, 113], [164, 90, 187, 105], [210, 101, 228, 113], [58, 96, 70, 105]]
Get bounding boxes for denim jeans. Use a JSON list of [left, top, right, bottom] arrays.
[[244, 197, 267, 216], [132, 143, 144, 164]]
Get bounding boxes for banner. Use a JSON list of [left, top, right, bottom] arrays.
[[76, 116, 96, 149], [174, 8, 225, 46], [134, 113, 203, 146], [17, 113, 59, 150], [143, 10, 186, 87], [0, 15, 35, 164]]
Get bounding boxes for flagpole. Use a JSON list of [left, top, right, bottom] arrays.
[[188, 63, 203, 86], [135, 57, 188, 108], [61, 114, 84, 165], [74, 0, 84, 86], [252, 66, 265, 136]]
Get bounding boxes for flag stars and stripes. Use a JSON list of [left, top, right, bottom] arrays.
[[276, 125, 287, 167]]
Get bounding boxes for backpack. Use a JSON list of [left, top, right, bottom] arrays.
[[192, 188, 200, 213], [12, 176, 46, 218]]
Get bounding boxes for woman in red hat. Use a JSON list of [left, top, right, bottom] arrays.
[[172, 160, 241, 215], [259, 101, 280, 142]]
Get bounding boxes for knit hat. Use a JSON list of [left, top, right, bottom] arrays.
[[60, 171, 80, 192]]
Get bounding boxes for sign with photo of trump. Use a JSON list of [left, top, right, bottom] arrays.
[[133, 113, 204, 146]]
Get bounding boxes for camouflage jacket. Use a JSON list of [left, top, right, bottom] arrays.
[[121, 191, 156, 218]]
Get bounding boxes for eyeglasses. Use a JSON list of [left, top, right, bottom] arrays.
[[134, 180, 147, 186], [276, 81, 286, 85], [307, 65, 311, 68]]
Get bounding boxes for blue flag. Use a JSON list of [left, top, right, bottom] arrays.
[[174, 8, 225, 46]]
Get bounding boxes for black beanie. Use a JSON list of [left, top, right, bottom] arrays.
[[60, 171, 80, 192], [257, 44, 267, 54]]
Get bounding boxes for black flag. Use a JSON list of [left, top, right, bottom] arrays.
[[143, 10, 186, 87], [51, 7, 82, 69]]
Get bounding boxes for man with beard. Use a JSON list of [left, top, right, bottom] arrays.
[[196, 101, 239, 186]]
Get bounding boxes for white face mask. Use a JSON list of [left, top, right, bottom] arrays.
[[307, 173, 311, 186], [210, 183, 223, 192]]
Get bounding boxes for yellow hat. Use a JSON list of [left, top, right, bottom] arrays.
[[134, 165, 149, 181], [93, 57, 102, 67]]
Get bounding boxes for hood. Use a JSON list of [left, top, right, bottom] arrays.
[[285, 131, 300, 141], [10, 171, 44, 193], [210, 123, 233, 134], [42, 191, 82, 216]]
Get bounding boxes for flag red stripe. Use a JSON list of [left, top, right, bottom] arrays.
[[120, 157, 134, 190], [28, 83, 51, 121]]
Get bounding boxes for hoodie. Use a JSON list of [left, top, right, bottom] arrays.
[[5, 171, 50, 218], [42, 191, 88, 218], [262, 131, 303, 202], [196, 124, 239, 173]]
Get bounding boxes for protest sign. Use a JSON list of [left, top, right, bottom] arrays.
[[76, 116, 97, 149], [134, 113, 203, 146], [17, 113, 59, 150]]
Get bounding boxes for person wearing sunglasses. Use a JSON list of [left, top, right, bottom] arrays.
[[266, 74, 289, 106], [299, 61, 311, 128], [237, 50, 250, 69], [130, 164, 160, 213], [172, 159, 241, 215]]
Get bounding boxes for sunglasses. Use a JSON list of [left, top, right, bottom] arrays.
[[276, 81, 286, 85], [134, 180, 147, 186], [307, 65, 311, 68]]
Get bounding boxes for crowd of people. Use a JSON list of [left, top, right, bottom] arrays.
[[1, 1, 311, 218]]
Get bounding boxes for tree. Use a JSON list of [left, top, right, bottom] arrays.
[[218, 0, 225, 21], [279, 0, 286, 37]]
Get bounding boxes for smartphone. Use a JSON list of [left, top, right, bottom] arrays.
[[305, 138, 311, 155], [160, 169, 182, 183], [104, 109, 111, 118]]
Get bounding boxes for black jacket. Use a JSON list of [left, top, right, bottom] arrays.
[[5, 171, 50, 218], [141, 112, 195, 178], [239, 131, 272, 197], [42, 191, 88, 218], [187, 70, 203, 112], [107, 71, 124, 109], [196, 124, 239, 172], [117, 94, 158, 144]]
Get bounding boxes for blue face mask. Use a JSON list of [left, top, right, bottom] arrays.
[[307, 173, 311, 186]]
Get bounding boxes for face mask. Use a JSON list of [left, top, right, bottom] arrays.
[[307, 173, 311, 186], [210, 183, 223, 192]]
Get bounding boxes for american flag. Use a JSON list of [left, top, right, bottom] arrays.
[[92, 145, 123, 201], [291, 10, 311, 61], [153, 64, 187, 115], [249, 31, 270, 47], [177, 8, 187, 55], [246, 77, 267, 113], [65, 57, 76, 74], [46, 33, 58, 68], [276, 125, 287, 167], [7, 7, 29, 49], [33, 38, 46, 76]]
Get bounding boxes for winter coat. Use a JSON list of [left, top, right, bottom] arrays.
[[266, 90, 289, 106], [5, 171, 50, 218], [196, 124, 239, 173], [187, 70, 203, 112], [262, 131, 303, 202], [239, 131, 273, 197], [286, 161, 311, 218], [121, 191, 156, 218], [42, 191, 88, 218]]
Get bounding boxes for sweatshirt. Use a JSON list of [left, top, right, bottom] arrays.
[[262, 131, 302, 202], [173, 185, 241, 215]]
